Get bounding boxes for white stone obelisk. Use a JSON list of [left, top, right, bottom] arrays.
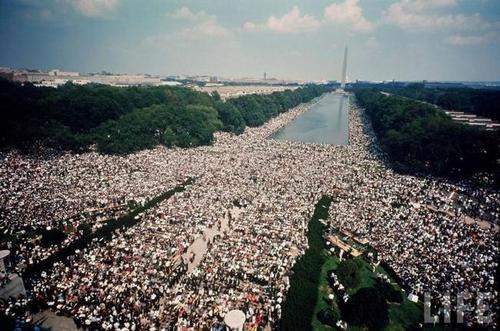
[[340, 46, 348, 89]]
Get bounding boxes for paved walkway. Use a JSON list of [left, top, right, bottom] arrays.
[[31, 206, 241, 329], [34, 310, 79, 331], [182, 207, 240, 273]]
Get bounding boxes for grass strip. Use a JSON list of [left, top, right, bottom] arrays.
[[280, 195, 332, 330]]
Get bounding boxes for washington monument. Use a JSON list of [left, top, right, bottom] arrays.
[[341, 46, 348, 89]]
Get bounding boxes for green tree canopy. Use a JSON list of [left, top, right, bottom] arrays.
[[0, 79, 331, 154], [215, 101, 246, 134], [354, 88, 499, 184]]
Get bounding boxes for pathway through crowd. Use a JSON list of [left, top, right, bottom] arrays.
[[183, 207, 241, 272]]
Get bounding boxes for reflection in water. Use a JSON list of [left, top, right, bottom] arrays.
[[336, 96, 344, 139], [272, 93, 349, 145]]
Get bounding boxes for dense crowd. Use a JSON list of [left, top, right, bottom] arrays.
[[0, 93, 498, 329], [0, 150, 187, 272], [329, 106, 498, 326]]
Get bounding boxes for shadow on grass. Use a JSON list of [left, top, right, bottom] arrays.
[[280, 196, 332, 330]]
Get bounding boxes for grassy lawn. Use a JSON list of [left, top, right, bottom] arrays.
[[311, 253, 426, 331], [281, 195, 433, 331], [389, 299, 423, 329], [280, 196, 333, 330], [312, 256, 339, 331]]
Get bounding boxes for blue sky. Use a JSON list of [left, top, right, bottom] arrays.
[[1, 0, 499, 81]]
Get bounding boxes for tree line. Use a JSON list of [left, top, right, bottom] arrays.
[[379, 83, 500, 121], [0, 79, 330, 154], [354, 89, 499, 184]]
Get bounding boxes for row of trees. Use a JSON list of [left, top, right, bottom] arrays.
[[0, 79, 214, 151], [354, 89, 499, 183], [228, 86, 325, 127], [93, 104, 223, 154], [0, 79, 330, 154], [381, 83, 500, 121]]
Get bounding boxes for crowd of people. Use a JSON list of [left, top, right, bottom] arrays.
[[329, 105, 498, 326], [0, 92, 498, 329], [0, 150, 189, 273]]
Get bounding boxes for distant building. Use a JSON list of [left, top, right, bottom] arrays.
[[24, 72, 51, 82], [0, 68, 14, 81], [34, 79, 67, 88], [49, 69, 80, 77], [0, 67, 163, 87], [161, 81, 182, 86], [166, 75, 181, 80]]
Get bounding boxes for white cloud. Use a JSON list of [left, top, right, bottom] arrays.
[[446, 32, 500, 46], [323, 0, 374, 33], [244, 6, 321, 34], [242, 22, 258, 31], [383, 0, 493, 31], [243, 2, 374, 34], [165, 7, 232, 40], [383, 0, 500, 47], [401, 0, 458, 11], [177, 20, 232, 39], [70, 0, 119, 18], [167, 6, 214, 22]]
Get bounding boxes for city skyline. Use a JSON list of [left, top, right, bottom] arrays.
[[1, 0, 500, 81]]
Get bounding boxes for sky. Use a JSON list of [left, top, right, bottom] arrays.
[[0, 0, 499, 81]]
